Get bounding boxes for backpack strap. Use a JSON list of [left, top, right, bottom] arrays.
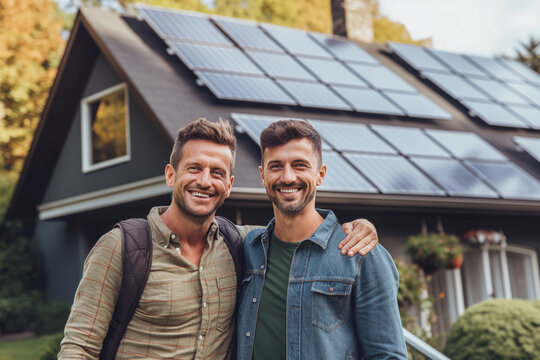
[[215, 216, 244, 291], [100, 218, 152, 360]]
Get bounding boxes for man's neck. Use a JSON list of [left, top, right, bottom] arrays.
[[160, 203, 212, 246], [273, 205, 324, 243]]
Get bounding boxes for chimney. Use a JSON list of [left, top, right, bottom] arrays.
[[331, 0, 373, 43]]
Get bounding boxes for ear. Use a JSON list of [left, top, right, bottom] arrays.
[[316, 164, 327, 186], [165, 164, 176, 188], [259, 165, 265, 185], [225, 175, 234, 198]]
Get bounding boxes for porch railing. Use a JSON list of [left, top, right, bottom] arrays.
[[403, 328, 451, 360]]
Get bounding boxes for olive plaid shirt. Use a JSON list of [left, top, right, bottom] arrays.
[[59, 207, 252, 359]]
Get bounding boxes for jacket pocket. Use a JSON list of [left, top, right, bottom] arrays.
[[311, 280, 352, 332], [217, 274, 237, 332]]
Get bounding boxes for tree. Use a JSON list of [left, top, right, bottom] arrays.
[[0, 0, 65, 173], [515, 37, 540, 74]]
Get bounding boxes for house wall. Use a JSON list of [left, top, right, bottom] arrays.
[[42, 53, 171, 204]]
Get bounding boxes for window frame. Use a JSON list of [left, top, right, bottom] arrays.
[[81, 83, 131, 173]]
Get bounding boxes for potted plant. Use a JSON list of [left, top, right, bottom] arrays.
[[405, 233, 463, 274]]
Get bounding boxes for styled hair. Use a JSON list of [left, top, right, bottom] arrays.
[[170, 118, 236, 173], [259, 119, 322, 167]]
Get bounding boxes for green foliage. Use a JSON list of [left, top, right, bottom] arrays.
[[405, 233, 462, 274], [39, 332, 64, 360], [515, 37, 540, 74], [0, 333, 60, 360], [0, 171, 17, 221], [444, 299, 540, 360], [31, 300, 71, 335], [0, 292, 39, 334]]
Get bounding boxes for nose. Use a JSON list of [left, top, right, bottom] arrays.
[[196, 168, 212, 188], [281, 164, 296, 183]]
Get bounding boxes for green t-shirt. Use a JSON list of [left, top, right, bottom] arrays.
[[252, 231, 299, 360]]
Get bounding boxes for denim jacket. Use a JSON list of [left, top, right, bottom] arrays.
[[236, 209, 408, 360]]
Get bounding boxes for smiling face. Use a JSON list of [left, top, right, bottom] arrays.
[[260, 138, 326, 216], [166, 139, 234, 224]]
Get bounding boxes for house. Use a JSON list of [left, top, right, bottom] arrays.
[[7, 2, 540, 337]]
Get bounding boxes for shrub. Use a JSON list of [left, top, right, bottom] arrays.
[[39, 332, 64, 360], [444, 299, 540, 360], [32, 299, 71, 335], [0, 292, 39, 334]]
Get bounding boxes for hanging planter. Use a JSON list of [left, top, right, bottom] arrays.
[[406, 233, 463, 274]]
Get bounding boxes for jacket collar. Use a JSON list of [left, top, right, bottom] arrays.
[[251, 208, 339, 250]]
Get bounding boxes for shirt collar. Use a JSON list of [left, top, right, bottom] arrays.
[[147, 206, 219, 248], [252, 208, 339, 249]]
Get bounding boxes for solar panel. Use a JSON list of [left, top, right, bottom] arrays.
[[466, 55, 524, 82], [213, 17, 284, 53], [370, 124, 450, 157], [513, 136, 540, 162], [462, 100, 530, 128], [506, 106, 540, 129], [506, 82, 540, 107], [196, 71, 296, 104], [344, 153, 445, 195], [428, 49, 487, 77], [425, 129, 507, 161], [320, 152, 378, 192], [297, 57, 368, 87], [466, 161, 540, 200], [383, 92, 452, 120], [348, 63, 417, 92], [261, 24, 331, 58], [423, 71, 490, 101], [499, 59, 540, 85], [137, 5, 232, 46], [310, 33, 379, 64], [388, 42, 448, 72], [467, 78, 529, 105], [167, 42, 263, 75], [231, 113, 281, 145], [277, 80, 352, 110], [246, 51, 316, 81], [411, 157, 499, 198], [331, 86, 404, 115], [308, 120, 397, 154]]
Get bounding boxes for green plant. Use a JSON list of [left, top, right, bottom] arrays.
[[444, 299, 540, 360], [31, 300, 70, 335], [39, 332, 64, 360], [405, 233, 462, 274], [0, 292, 39, 334]]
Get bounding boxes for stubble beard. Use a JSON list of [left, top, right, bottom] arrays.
[[173, 186, 225, 225], [268, 183, 315, 216]]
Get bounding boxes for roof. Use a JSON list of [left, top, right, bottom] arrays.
[[8, 6, 540, 219]]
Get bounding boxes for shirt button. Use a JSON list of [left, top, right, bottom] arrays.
[[246, 331, 251, 337], [199, 335, 204, 340], [252, 298, 257, 303], [203, 301, 207, 307], [329, 287, 334, 292], [260, 265, 265, 270], [171, 234, 176, 239], [200, 266, 204, 271]]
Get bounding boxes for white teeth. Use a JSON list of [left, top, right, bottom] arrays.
[[279, 188, 299, 193], [191, 191, 211, 198]]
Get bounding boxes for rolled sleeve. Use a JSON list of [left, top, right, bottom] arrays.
[[59, 229, 123, 359]]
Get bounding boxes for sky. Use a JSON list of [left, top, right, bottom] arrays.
[[378, 0, 540, 57]]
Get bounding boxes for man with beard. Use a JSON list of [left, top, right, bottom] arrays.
[[59, 118, 379, 359], [237, 120, 408, 360]]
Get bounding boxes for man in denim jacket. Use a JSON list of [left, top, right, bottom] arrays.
[[237, 120, 408, 359]]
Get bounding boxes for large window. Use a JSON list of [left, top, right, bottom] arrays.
[[81, 83, 130, 173]]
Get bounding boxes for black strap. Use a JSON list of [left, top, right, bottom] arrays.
[[100, 218, 152, 360], [215, 215, 244, 290]]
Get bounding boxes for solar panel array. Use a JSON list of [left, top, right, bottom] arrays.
[[389, 42, 540, 130], [137, 5, 451, 119], [233, 113, 540, 199], [514, 136, 540, 163]]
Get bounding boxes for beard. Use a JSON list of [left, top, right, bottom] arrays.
[[173, 185, 226, 224], [267, 182, 315, 216]]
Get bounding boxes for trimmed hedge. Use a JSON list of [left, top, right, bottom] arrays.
[[444, 299, 540, 360]]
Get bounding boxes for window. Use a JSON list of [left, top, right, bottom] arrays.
[[81, 83, 130, 173], [461, 245, 540, 307]]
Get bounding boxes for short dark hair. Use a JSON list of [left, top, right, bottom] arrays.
[[170, 118, 236, 173], [259, 119, 322, 167]]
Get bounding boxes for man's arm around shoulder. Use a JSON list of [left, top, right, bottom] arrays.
[[354, 245, 408, 359], [59, 229, 123, 359]]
